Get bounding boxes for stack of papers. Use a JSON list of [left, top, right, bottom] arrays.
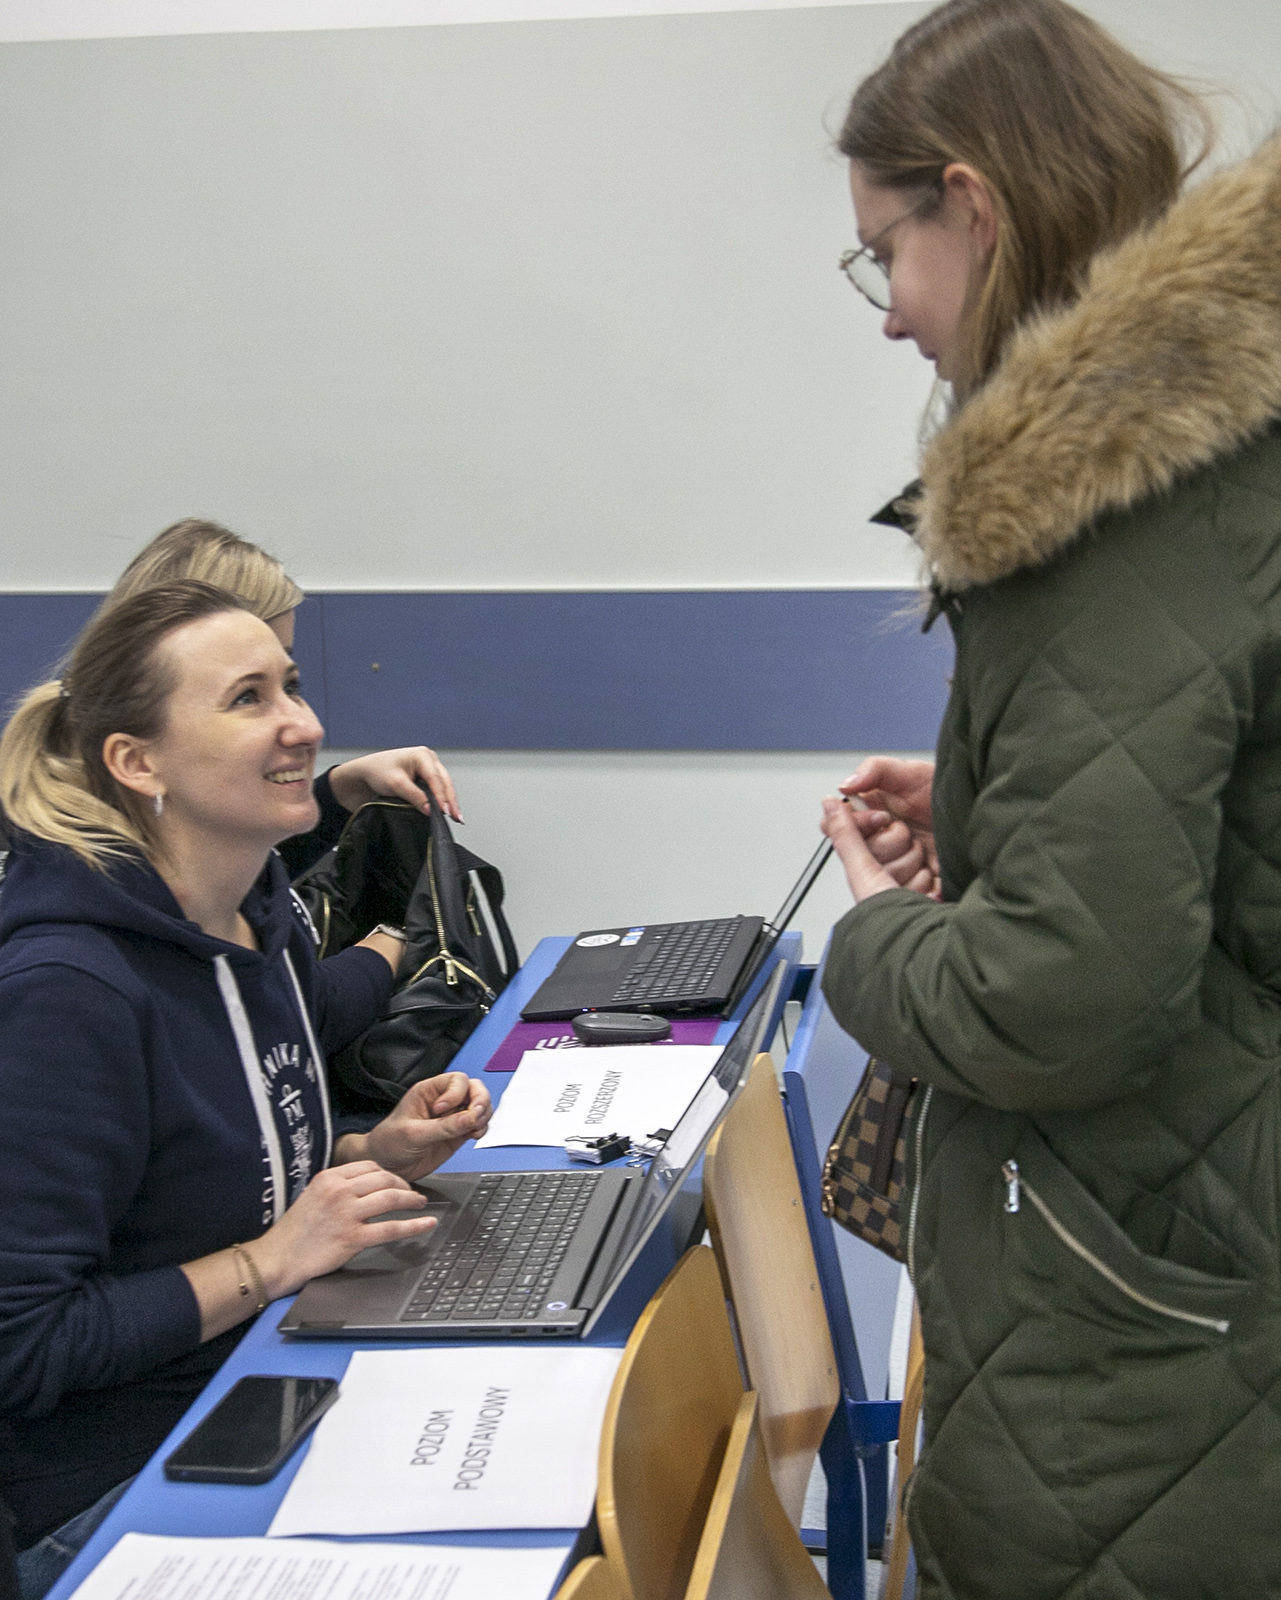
[[67, 1534, 572, 1600], [269, 1346, 622, 1537], [475, 1044, 723, 1149]]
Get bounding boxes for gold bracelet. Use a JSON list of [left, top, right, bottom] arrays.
[[230, 1242, 267, 1313]]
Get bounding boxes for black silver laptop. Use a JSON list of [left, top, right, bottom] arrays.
[[520, 839, 833, 1022], [279, 965, 785, 1343]]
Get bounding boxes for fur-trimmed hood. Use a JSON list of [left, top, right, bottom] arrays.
[[915, 135, 1281, 591]]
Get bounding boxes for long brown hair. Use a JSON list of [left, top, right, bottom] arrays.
[[839, 0, 1213, 398], [0, 582, 249, 868]]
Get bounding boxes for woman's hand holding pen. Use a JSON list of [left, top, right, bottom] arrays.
[[822, 757, 942, 904]]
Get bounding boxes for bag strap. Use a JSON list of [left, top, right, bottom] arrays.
[[870, 1077, 913, 1194], [453, 841, 519, 977], [424, 792, 474, 951]]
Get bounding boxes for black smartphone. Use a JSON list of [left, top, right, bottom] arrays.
[[163, 1374, 340, 1484]]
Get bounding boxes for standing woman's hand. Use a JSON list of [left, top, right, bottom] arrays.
[[326, 746, 463, 823], [822, 797, 910, 902], [839, 758, 940, 899]]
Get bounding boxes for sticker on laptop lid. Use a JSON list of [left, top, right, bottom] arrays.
[[576, 933, 620, 947]]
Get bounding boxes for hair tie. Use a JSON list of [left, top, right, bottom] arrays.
[[57, 680, 71, 701]]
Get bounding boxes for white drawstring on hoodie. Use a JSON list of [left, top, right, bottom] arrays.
[[214, 950, 334, 1224]]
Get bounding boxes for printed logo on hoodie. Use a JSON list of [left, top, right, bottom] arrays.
[[259, 1041, 320, 1222]]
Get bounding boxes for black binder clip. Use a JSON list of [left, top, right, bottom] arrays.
[[564, 1131, 630, 1164], [627, 1127, 674, 1166]]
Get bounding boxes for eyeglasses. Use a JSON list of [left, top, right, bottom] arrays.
[[839, 189, 940, 312]]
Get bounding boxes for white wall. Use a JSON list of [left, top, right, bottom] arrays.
[[4, 0, 1281, 960], [0, 2, 934, 594]]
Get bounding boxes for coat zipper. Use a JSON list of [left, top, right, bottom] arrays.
[[1000, 1160, 1230, 1335], [905, 1084, 934, 1285]]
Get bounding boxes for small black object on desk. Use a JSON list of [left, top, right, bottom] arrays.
[[572, 1012, 672, 1045], [564, 1132, 631, 1164]]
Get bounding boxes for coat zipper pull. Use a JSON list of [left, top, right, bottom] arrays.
[[1002, 1159, 1021, 1214]]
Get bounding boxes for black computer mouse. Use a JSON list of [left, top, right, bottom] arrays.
[[571, 1012, 673, 1045]]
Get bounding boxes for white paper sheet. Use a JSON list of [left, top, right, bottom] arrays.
[[475, 1043, 722, 1149], [268, 1346, 622, 1536], [66, 1533, 572, 1600]]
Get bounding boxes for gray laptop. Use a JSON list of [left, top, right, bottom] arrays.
[[279, 964, 786, 1342]]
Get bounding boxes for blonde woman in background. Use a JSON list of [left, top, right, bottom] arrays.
[[103, 519, 461, 874]]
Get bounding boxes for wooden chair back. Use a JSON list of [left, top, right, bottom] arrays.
[[685, 1390, 831, 1600], [597, 1245, 745, 1600], [882, 1299, 925, 1600], [554, 1556, 628, 1600], [703, 1050, 839, 1526]]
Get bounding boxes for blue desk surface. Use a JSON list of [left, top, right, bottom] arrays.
[[48, 933, 801, 1600]]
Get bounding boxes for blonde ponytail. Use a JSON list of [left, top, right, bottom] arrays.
[[0, 681, 147, 868], [0, 582, 249, 871]]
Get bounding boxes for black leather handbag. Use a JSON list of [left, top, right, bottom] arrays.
[[292, 796, 518, 1107]]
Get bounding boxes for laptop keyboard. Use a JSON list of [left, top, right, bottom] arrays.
[[610, 917, 742, 1004], [399, 1171, 602, 1324]]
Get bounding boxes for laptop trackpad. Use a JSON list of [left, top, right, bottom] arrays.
[[319, 1185, 460, 1276], [340, 1232, 441, 1275]]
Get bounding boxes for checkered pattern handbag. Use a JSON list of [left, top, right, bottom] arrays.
[[820, 1058, 915, 1262]]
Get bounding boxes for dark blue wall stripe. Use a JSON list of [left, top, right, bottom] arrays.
[[0, 594, 102, 714], [0, 590, 952, 751]]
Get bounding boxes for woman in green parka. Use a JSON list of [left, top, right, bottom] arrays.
[[819, 2, 1281, 1595]]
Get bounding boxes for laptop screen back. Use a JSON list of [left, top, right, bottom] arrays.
[[584, 963, 786, 1330]]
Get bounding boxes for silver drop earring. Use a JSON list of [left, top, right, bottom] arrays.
[[153, 793, 164, 818]]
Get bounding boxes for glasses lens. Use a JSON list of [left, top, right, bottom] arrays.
[[844, 251, 891, 311]]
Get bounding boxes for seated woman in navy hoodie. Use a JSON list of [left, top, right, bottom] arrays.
[[100, 516, 464, 874], [0, 581, 491, 1584]]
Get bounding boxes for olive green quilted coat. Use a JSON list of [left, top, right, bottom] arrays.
[[823, 140, 1281, 1599]]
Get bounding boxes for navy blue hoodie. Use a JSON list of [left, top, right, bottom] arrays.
[[0, 836, 394, 1547]]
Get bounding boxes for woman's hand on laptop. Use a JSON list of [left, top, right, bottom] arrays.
[[182, 1162, 435, 1338], [336, 1072, 494, 1181]]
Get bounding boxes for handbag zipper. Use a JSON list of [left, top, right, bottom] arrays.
[[1000, 1160, 1230, 1334], [425, 838, 461, 987], [404, 948, 496, 1000], [905, 1084, 933, 1286], [407, 840, 497, 999], [312, 800, 497, 998]]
